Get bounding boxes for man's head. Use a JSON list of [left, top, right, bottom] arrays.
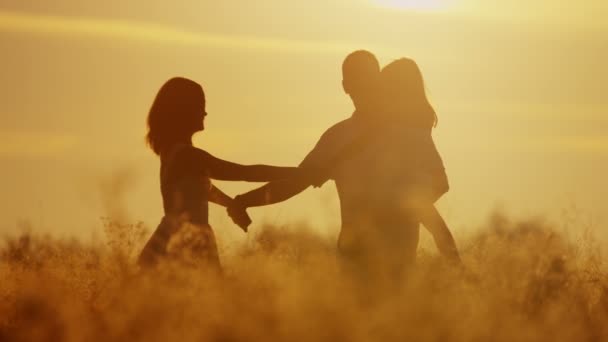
[[342, 50, 381, 112]]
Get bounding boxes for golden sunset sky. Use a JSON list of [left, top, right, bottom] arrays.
[[0, 0, 606, 241]]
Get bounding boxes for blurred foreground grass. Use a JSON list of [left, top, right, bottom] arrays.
[[1, 213, 607, 342]]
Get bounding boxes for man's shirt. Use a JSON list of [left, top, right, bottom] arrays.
[[299, 113, 424, 250]]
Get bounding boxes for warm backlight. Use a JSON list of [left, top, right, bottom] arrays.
[[372, 0, 452, 11]]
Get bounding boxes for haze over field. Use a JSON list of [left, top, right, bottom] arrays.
[[2, 216, 608, 341], [0, 1, 606, 242]]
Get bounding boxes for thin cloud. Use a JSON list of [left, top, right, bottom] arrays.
[[0, 9, 391, 55], [549, 136, 608, 154], [447, 102, 608, 123], [517, 135, 608, 154], [0, 130, 78, 159]]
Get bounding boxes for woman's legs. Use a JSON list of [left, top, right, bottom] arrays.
[[166, 223, 222, 273], [138, 217, 222, 273], [138, 216, 175, 267]]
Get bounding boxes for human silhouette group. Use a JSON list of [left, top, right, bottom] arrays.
[[139, 50, 461, 286]]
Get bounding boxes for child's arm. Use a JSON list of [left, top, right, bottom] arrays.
[[418, 205, 461, 263]]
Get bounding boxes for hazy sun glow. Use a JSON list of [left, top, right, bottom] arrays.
[[372, 0, 452, 11], [0, 0, 606, 239]]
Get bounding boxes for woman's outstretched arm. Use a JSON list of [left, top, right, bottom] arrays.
[[204, 151, 299, 182]]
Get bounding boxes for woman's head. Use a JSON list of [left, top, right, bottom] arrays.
[[146, 77, 207, 155], [381, 58, 437, 129]]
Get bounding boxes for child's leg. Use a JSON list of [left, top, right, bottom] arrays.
[[418, 205, 461, 263]]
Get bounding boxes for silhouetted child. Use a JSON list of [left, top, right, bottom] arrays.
[[378, 58, 461, 263]]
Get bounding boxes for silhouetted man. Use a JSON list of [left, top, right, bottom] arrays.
[[230, 50, 420, 287]]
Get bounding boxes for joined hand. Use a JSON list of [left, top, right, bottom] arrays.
[[227, 196, 251, 232]]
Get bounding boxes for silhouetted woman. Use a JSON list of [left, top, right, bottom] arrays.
[[379, 58, 461, 263], [139, 77, 298, 270]]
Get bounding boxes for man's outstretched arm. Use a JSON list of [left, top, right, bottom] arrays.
[[233, 126, 333, 208], [226, 173, 318, 229], [234, 176, 312, 208]]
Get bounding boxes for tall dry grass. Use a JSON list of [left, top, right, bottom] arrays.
[[1, 213, 607, 342]]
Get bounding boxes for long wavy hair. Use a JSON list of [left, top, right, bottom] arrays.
[[381, 58, 437, 129], [146, 77, 205, 156]]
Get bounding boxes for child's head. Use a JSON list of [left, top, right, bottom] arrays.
[[381, 58, 437, 129]]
